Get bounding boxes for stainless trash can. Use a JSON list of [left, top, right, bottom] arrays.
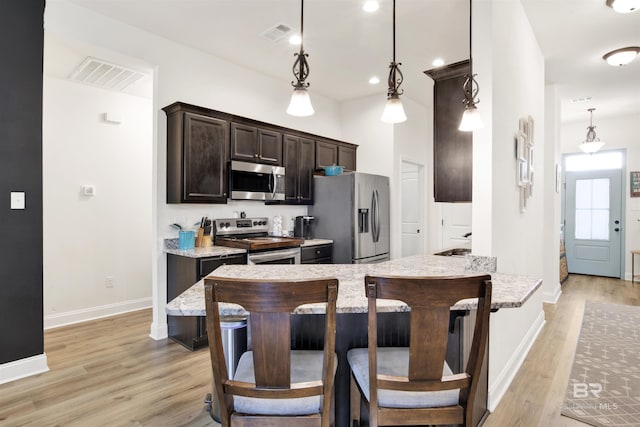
[[207, 316, 247, 422]]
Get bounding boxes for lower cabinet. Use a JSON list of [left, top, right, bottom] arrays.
[[301, 243, 333, 264], [167, 253, 246, 350]]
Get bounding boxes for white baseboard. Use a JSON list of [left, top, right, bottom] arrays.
[[0, 353, 49, 385], [149, 320, 168, 340], [487, 310, 546, 411], [44, 298, 151, 330], [543, 282, 562, 304]]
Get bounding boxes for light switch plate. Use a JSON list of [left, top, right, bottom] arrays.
[[11, 192, 25, 210]]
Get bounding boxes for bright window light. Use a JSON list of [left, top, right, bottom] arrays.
[[565, 151, 623, 172]]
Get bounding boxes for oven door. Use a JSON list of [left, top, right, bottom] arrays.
[[247, 247, 301, 265], [229, 160, 285, 201]]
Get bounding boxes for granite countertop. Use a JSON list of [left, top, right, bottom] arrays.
[[166, 253, 542, 316], [164, 238, 332, 258]]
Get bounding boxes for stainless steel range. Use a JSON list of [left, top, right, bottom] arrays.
[[213, 217, 303, 265]]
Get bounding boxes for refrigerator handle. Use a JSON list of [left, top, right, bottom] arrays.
[[372, 190, 380, 242], [375, 189, 381, 242]]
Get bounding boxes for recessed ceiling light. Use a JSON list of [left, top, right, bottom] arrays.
[[606, 0, 640, 13], [603, 46, 640, 66], [369, 76, 380, 84], [289, 34, 302, 45], [363, 0, 379, 13], [432, 58, 445, 67], [571, 97, 592, 103]]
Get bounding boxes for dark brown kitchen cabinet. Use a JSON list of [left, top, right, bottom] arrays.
[[164, 103, 229, 203], [230, 122, 282, 165], [337, 145, 357, 171], [315, 140, 338, 169], [283, 134, 315, 204], [424, 60, 472, 202], [301, 243, 333, 264], [315, 140, 357, 171], [167, 252, 246, 350]]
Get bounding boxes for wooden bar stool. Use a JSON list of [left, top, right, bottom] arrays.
[[632, 250, 640, 283]]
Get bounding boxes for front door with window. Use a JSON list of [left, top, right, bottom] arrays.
[[565, 169, 623, 278]]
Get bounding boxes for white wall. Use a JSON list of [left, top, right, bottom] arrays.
[[561, 112, 640, 280], [45, 0, 345, 339], [473, 0, 547, 410], [43, 76, 152, 328]]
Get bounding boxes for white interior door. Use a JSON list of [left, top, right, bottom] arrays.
[[565, 169, 622, 278], [440, 203, 472, 249], [401, 161, 424, 257]]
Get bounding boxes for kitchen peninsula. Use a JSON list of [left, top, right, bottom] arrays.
[[167, 254, 542, 426]]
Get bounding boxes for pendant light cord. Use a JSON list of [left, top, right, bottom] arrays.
[[393, 0, 396, 62], [300, 0, 304, 51], [469, 0, 473, 72]]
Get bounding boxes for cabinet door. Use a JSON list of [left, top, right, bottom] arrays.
[[183, 112, 229, 203], [298, 137, 315, 203], [230, 122, 258, 162], [426, 61, 472, 202], [283, 135, 300, 203], [257, 129, 282, 165], [199, 253, 246, 278], [315, 140, 338, 169], [338, 145, 356, 171]]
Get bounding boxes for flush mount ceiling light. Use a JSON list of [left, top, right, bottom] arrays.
[[602, 46, 640, 66], [363, 0, 379, 12], [380, 0, 407, 124], [606, 0, 640, 13], [286, 0, 314, 117], [458, 0, 484, 132], [432, 58, 445, 67], [578, 108, 605, 154]]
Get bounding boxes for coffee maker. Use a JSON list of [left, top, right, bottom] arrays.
[[294, 216, 315, 239]]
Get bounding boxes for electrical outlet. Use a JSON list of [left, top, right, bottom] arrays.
[[106, 276, 114, 288]]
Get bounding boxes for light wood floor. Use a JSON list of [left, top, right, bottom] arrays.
[[1, 275, 637, 427]]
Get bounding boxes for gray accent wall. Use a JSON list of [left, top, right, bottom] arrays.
[[0, 0, 45, 364]]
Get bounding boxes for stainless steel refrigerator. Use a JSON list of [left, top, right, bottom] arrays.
[[309, 172, 390, 264]]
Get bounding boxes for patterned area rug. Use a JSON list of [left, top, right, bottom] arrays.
[[562, 301, 640, 426]]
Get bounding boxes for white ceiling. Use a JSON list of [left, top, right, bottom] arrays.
[[54, 0, 639, 124]]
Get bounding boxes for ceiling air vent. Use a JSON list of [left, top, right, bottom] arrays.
[[260, 23, 293, 42], [69, 57, 146, 92]]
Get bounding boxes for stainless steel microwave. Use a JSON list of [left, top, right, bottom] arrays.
[[229, 160, 285, 201]]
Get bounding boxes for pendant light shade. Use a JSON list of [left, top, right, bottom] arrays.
[[381, 93, 407, 123], [287, 0, 314, 116], [578, 108, 605, 154], [459, 105, 484, 132], [380, 0, 406, 124], [458, 0, 483, 132], [287, 87, 314, 116]]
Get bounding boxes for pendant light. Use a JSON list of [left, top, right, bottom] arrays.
[[380, 0, 407, 124], [287, 0, 314, 116], [458, 0, 484, 132], [578, 108, 605, 154]]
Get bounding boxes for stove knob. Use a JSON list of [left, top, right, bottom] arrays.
[[253, 221, 258, 226], [261, 220, 267, 225], [225, 222, 231, 228]]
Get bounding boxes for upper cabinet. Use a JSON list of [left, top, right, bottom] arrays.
[[164, 103, 229, 204], [424, 60, 472, 203], [163, 101, 358, 204], [230, 123, 282, 165], [282, 134, 315, 204], [315, 139, 357, 172]]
